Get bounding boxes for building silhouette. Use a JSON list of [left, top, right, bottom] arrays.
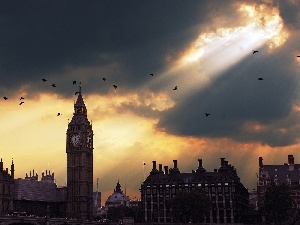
[[141, 158, 249, 223], [13, 170, 66, 217], [0, 159, 14, 215], [257, 154, 300, 209], [105, 180, 130, 207], [66, 85, 93, 220]]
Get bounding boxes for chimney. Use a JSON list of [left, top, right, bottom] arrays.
[[159, 164, 163, 173], [288, 155, 294, 165], [150, 161, 159, 175], [169, 160, 180, 174], [198, 159, 203, 168], [259, 157, 263, 168], [220, 158, 225, 167], [196, 159, 206, 173], [152, 161, 157, 170], [164, 166, 168, 174], [288, 155, 294, 171], [173, 160, 178, 169], [224, 160, 228, 167]]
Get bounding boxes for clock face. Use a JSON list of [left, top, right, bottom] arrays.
[[71, 134, 81, 146]]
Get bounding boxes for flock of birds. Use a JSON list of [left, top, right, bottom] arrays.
[[2, 51, 300, 117]]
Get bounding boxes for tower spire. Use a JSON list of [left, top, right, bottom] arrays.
[[79, 82, 82, 95]]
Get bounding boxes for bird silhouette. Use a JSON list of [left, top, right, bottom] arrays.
[[73, 81, 76, 85], [258, 78, 263, 80], [3, 97, 8, 100], [113, 85, 117, 89], [75, 91, 79, 95], [19, 102, 24, 105], [205, 113, 210, 117], [150, 73, 153, 76], [253, 50, 258, 54], [57, 113, 61, 116], [42, 78, 47, 82], [52, 84, 56, 87], [103, 78, 106, 81], [297, 56, 300, 58], [173, 86, 178, 91], [20, 97, 24, 100]]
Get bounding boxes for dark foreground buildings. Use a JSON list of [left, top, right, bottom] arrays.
[[0, 159, 14, 215], [14, 170, 66, 217], [257, 154, 300, 209], [141, 158, 249, 223]]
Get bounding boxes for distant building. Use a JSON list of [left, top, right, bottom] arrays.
[[13, 170, 66, 217], [93, 191, 101, 217], [248, 189, 258, 211], [257, 154, 300, 209], [0, 159, 14, 215], [141, 158, 249, 223], [105, 181, 130, 207]]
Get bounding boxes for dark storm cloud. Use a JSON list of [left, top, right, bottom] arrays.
[[158, 37, 300, 147], [0, 0, 226, 96], [278, 0, 300, 29]]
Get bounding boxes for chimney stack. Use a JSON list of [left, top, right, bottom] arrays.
[[164, 166, 168, 174], [150, 161, 159, 175], [288, 155, 294, 171], [196, 159, 206, 173], [259, 157, 263, 168], [173, 160, 178, 169], [159, 164, 163, 173], [152, 161, 157, 170], [288, 155, 294, 165], [198, 159, 203, 168]]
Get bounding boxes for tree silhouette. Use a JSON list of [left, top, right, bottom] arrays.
[[263, 183, 294, 223]]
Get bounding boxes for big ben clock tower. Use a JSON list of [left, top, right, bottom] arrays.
[[66, 84, 93, 220]]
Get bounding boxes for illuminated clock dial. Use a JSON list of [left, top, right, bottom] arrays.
[[71, 134, 81, 146]]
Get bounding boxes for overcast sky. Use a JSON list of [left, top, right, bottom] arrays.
[[0, 0, 300, 204]]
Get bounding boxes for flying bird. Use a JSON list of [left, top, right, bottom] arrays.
[[150, 73, 153, 76], [205, 113, 210, 117], [3, 97, 8, 100], [57, 113, 61, 116], [20, 97, 24, 100], [297, 56, 300, 58], [52, 84, 56, 87], [19, 102, 24, 105], [113, 85, 117, 89], [42, 78, 47, 82], [103, 78, 106, 81], [253, 50, 258, 54], [173, 86, 178, 91], [73, 81, 76, 85], [75, 91, 79, 95], [258, 78, 263, 80]]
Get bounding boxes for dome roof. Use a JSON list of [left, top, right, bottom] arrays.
[[105, 181, 130, 206], [107, 192, 129, 203]]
